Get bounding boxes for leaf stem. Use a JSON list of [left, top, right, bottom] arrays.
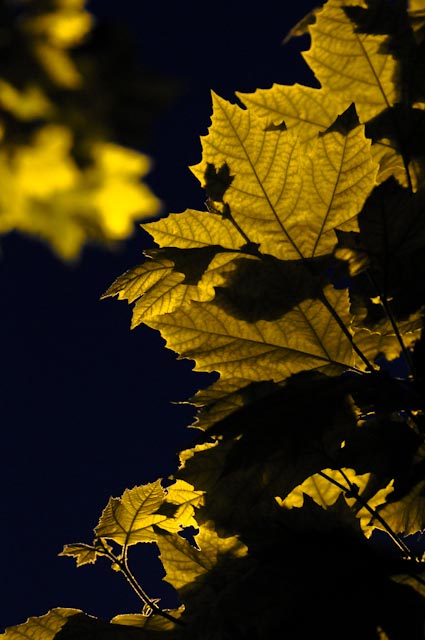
[[318, 291, 375, 372], [365, 270, 416, 380], [97, 540, 185, 627]]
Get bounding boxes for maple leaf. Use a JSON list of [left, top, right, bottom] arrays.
[[93, 479, 204, 548], [106, 94, 380, 399], [279, 467, 394, 537], [375, 478, 425, 535], [59, 542, 106, 567], [190, 96, 377, 260], [1, 609, 82, 640], [158, 520, 247, 593], [94, 480, 169, 546], [303, 0, 399, 123], [237, 84, 341, 148], [1, 609, 171, 640]]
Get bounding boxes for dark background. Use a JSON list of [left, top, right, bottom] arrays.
[[2, 0, 319, 630]]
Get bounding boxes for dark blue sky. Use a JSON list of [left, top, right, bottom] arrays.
[[2, 0, 319, 631]]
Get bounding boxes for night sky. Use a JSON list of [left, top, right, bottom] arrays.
[[2, 0, 319, 631]]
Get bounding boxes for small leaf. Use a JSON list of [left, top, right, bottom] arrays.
[[204, 162, 234, 202], [110, 609, 184, 631], [59, 542, 101, 567], [95, 480, 168, 547], [160, 479, 205, 533]]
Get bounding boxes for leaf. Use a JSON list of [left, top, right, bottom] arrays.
[[103, 258, 185, 325], [238, 84, 341, 148], [376, 479, 425, 535], [141, 209, 244, 250], [191, 95, 377, 260], [95, 481, 168, 546], [1, 609, 81, 640], [0, 125, 159, 262], [280, 467, 394, 536], [303, 0, 399, 122], [158, 521, 247, 593], [353, 313, 423, 362], [59, 542, 101, 567], [53, 613, 166, 639], [102, 259, 178, 306], [0, 2, 163, 260], [146, 284, 356, 391], [110, 609, 184, 631], [103, 249, 246, 326], [159, 479, 205, 533], [93, 479, 204, 547]]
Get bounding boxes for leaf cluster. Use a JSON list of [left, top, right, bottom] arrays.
[[0, 0, 175, 259], [5, 0, 425, 638]]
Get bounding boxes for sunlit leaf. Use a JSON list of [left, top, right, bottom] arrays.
[[375, 479, 425, 535], [59, 542, 100, 567], [142, 209, 243, 250], [279, 467, 394, 536], [110, 609, 184, 631], [238, 84, 340, 148], [103, 249, 247, 326], [191, 95, 377, 260], [303, 0, 399, 122], [54, 612, 163, 639], [158, 521, 247, 593], [160, 479, 205, 533], [146, 284, 356, 390], [95, 481, 167, 546], [93, 479, 204, 547], [1, 609, 81, 640], [0, 127, 159, 259], [0, 0, 163, 260]]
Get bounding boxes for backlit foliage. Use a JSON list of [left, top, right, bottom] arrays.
[[4, 0, 425, 638], [0, 0, 164, 259]]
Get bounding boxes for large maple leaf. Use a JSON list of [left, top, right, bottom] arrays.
[[105, 99, 378, 400]]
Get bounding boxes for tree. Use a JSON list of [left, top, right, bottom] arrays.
[[3, 0, 425, 638]]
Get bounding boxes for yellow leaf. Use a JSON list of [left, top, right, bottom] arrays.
[[303, 0, 399, 122], [238, 84, 341, 148], [159, 479, 205, 533], [0, 80, 53, 121], [1, 609, 81, 640], [146, 284, 355, 388], [280, 467, 394, 537], [158, 521, 247, 592], [375, 479, 425, 535], [0, 125, 159, 260], [95, 480, 168, 547], [142, 208, 243, 250], [94, 479, 204, 547], [191, 94, 377, 260]]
